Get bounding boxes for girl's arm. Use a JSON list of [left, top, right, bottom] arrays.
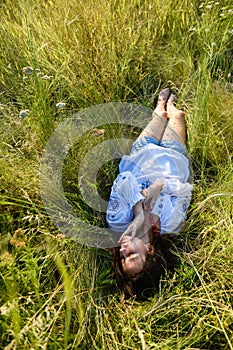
[[118, 200, 144, 242], [106, 171, 144, 233], [141, 180, 164, 210]]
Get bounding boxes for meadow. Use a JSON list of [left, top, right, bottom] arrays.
[[0, 0, 233, 349]]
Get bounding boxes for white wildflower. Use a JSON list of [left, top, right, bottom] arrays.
[[41, 75, 52, 80], [228, 29, 233, 34], [205, 28, 210, 32], [35, 68, 41, 76], [199, 3, 204, 8], [206, 4, 212, 9], [215, 2, 219, 5], [227, 73, 232, 79], [0, 302, 14, 316], [22, 66, 34, 75], [19, 109, 30, 120], [228, 9, 233, 13], [56, 102, 66, 108]]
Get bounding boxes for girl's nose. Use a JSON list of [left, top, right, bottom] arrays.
[[119, 247, 127, 258], [119, 246, 126, 253]]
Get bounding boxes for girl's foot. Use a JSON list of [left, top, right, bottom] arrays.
[[163, 92, 186, 144], [153, 88, 170, 119], [167, 93, 184, 119]]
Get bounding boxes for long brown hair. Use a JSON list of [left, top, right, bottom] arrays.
[[111, 230, 177, 300]]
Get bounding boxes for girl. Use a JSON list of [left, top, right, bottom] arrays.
[[106, 88, 193, 299]]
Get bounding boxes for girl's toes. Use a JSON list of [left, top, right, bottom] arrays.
[[167, 93, 177, 106], [156, 88, 170, 109]]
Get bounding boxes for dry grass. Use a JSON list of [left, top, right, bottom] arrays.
[[0, 0, 233, 349]]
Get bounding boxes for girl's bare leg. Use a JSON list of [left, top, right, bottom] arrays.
[[138, 88, 169, 142], [162, 94, 186, 145]]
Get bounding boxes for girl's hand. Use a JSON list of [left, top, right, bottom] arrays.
[[118, 209, 144, 243], [142, 180, 164, 211]]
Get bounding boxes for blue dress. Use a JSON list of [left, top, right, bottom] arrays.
[[106, 137, 193, 235]]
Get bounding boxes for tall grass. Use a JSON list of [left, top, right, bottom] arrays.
[[1, 0, 233, 349]]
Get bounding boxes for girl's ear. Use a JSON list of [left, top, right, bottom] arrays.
[[146, 243, 154, 255]]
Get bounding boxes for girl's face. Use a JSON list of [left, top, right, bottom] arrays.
[[119, 235, 150, 275]]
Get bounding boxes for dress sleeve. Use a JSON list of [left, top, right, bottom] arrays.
[[161, 194, 192, 234], [106, 171, 144, 233], [163, 178, 193, 196], [161, 179, 193, 234]]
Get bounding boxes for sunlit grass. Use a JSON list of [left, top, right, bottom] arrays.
[[1, 0, 233, 348]]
